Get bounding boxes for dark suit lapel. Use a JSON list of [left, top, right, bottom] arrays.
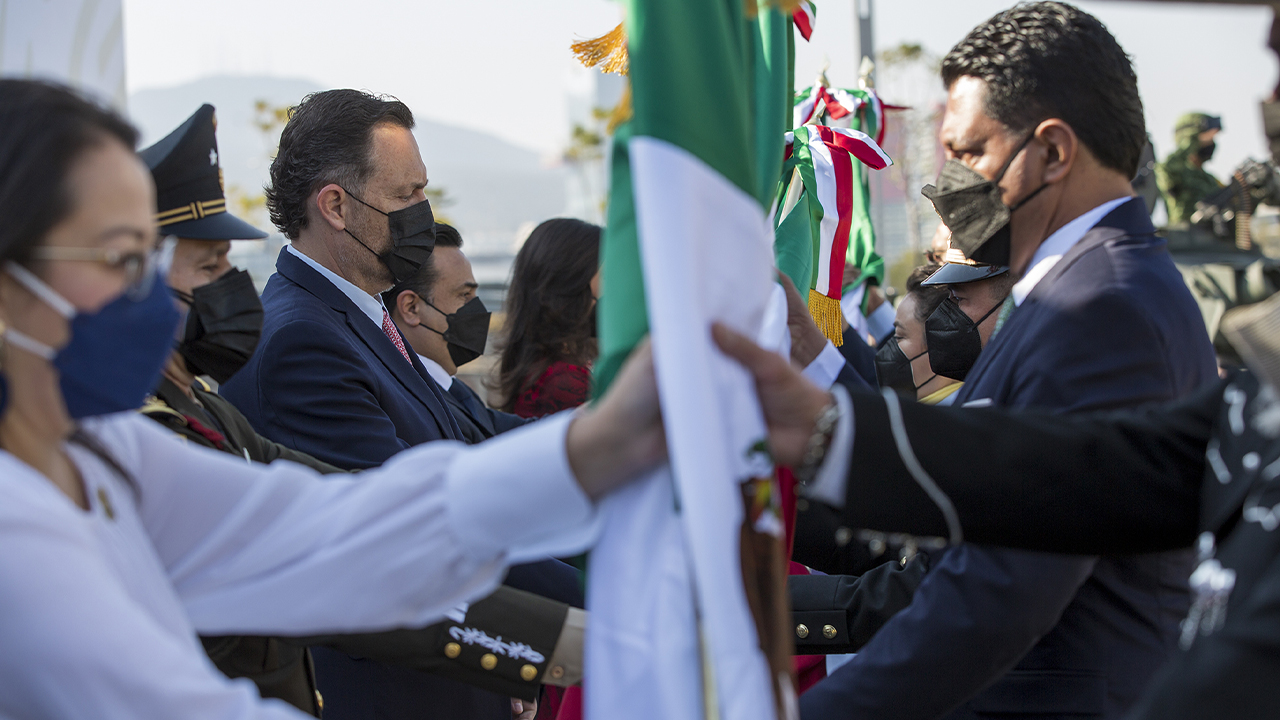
[[1025, 198, 1151, 304], [275, 248, 462, 441], [955, 199, 1149, 407], [439, 385, 490, 443], [448, 381, 497, 437]]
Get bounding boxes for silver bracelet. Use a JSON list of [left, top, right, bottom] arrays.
[[794, 396, 840, 486]]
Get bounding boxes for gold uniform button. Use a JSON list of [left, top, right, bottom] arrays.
[[444, 642, 461, 659], [550, 665, 565, 680], [520, 664, 538, 681], [315, 690, 324, 711], [480, 653, 498, 670], [822, 625, 838, 639], [795, 624, 809, 639]]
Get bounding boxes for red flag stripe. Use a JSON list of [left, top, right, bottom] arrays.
[[793, 2, 815, 41], [814, 125, 892, 170], [825, 139, 855, 301]]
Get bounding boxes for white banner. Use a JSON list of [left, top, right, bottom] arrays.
[[1, 0, 126, 109]]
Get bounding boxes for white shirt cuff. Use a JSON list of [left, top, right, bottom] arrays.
[[802, 341, 846, 391], [805, 384, 854, 508], [446, 412, 599, 561], [866, 301, 896, 344]]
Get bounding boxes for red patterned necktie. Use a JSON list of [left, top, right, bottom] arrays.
[[382, 309, 412, 363]]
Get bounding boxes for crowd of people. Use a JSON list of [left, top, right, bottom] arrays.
[[0, 1, 1276, 719]]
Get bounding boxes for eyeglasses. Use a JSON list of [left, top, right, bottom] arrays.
[[29, 235, 176, 299]]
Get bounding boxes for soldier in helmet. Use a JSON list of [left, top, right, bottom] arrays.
[[1157, 112, 1225, 224]]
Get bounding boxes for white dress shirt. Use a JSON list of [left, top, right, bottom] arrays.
[[810, 196, 1137, 509], [286, 244, 387, 328], [0, 412, 596, 718], [1010, 196, 1133, 306], [417, 353, 455, 391], [803, 341, 848, 390]]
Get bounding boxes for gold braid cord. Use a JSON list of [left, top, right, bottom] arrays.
[[808, 289, 845, 347]]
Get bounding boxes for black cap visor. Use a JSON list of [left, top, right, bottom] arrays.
[[921, 262, 1009, 286]]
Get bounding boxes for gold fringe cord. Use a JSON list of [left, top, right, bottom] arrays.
[[571, 23, 629, 76], [607, 83, 633, 133], [808, 289, 845, 347]]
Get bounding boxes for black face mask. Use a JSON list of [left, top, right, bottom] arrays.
[[921, 133, 1048, 267], [343, 190, 437, 284], [924, 296, 1002, 381], [423, 295, 491, 367], [172, 267, 264, 384], [875, 337, 932, 395], [1196, 141, 1216, 163]]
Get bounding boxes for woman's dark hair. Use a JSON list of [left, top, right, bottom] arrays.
[[0, 80, 139, 264], [267, 89, 415, 240], [941, 2, 1145, 177], [492, 218, 601, 412], [905, 264, 949, 324]]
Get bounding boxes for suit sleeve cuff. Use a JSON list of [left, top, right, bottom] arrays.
[[805, 384, 854, 508], [447, 413, 597, 561], [803, 341, 846, 391]]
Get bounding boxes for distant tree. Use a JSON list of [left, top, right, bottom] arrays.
[[562, 106, 610, 220]]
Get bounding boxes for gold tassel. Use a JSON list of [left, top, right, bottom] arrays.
[[571, 23, 629, 76], [808, 289, 845, 347], [607, 83, 633, 133]]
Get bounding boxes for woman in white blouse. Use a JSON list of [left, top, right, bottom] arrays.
[[0, 80, 663, 719]]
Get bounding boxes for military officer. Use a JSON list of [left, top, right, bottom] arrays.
[[140, 105, 580, 717], [1157, 112, 1225, 225]]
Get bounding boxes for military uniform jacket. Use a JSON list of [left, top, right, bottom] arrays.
[[145, 377, 345, 474], [829, 370, 1280, 719]]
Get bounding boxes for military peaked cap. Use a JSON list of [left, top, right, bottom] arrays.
[[140, 104, 267, 241]]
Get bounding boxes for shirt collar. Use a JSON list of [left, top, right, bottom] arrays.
[[1011, 196, 1133, 306], [286, 244, 386, 328], [416, 353, 454, 390]]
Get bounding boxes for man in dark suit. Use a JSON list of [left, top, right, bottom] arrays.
[[792, 4, 1217, 719], [382, 222, 528, 443], [221, 89, 543, 720], [713, 290, 1279, 720], [381, 222, 585, 612]]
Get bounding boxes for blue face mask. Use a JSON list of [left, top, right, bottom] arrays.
[[5, 263, 180, 419]]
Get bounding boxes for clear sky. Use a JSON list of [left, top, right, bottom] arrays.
[[124, 0, 1273, 176]]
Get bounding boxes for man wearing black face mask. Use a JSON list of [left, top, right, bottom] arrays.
[[221, 89, 581, 720], [800, 5, 1218, 720], [382, 223, 530, 443]]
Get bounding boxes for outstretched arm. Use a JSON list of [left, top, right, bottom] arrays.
[[712, 323, 1217, 555]]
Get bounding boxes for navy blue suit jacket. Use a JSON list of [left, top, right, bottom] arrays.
[[223, 248, 461, 469], [443, 378, 531, 443], [803, 199, 1218, 720], [223, 249, 508, 720]]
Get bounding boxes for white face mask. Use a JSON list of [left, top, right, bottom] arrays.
[[3, 262, 76, 360]]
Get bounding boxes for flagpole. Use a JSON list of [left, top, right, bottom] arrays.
[[853, 0, 875, 87]]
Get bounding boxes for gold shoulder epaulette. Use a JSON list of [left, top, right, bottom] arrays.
[[139, 395, 188, 425]]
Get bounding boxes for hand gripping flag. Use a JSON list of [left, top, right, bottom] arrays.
[[774, 125, 891, 346], [585, 3, 798, 720]]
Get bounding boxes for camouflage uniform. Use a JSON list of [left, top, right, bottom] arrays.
[[1157, 112, 1224, 225]]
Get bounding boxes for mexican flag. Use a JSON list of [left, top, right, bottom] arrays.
[[774, 125, 892, 345], [790, 83, 898, 307], [587, 2, 795, 720]]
